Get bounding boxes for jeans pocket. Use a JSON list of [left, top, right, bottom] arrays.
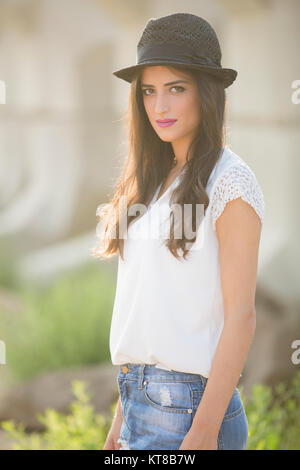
[[141, 380, 194, 436], [223, 388, 244, 422], [143, 380, 193, 414], [218, 402, 249, 450]]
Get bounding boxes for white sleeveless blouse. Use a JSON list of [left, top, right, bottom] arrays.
[[109, 146, 264, 377]]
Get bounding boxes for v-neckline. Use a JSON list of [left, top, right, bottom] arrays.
[[152, 171, 183, 205], [150, 146, 226, 207]]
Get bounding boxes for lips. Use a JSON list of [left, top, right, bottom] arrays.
[[156, 119, 177, 128], [156, 119, 177, 123]]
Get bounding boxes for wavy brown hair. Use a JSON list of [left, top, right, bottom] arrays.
[[92, 65, 226, 262]]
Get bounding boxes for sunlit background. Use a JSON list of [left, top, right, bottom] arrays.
[[0, 0, 299, 450]]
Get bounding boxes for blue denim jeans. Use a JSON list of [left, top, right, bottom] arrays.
[[117, 364, 248, 450]]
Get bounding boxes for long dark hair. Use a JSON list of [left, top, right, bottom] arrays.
[[92, 65, 226, 261]]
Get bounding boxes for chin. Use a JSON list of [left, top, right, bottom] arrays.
[[158, 136, 174, 143], [156, 131, 180, 142]]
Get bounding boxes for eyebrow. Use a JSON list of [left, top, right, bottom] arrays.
[[141, 80, 189, 88]]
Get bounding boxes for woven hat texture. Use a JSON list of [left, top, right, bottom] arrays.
[[139, 13, 222, 67], [113, 13, 237, 88]]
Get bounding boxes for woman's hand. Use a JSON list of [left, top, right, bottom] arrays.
[[103, 396, 123, 450], [179, 428, 218, 450], [103, 413, 123, 450]]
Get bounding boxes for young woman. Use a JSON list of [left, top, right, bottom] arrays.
[[96, 13, 264, 450]]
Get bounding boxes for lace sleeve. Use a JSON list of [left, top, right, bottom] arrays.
[[210, 164, 265, 231]]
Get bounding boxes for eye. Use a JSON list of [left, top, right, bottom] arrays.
[[142, 88, 153, 96], [170, 86, 185, 93], [142, 86, 185, 96]]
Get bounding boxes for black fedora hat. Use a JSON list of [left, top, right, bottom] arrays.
[[112, 13, 237, 88]]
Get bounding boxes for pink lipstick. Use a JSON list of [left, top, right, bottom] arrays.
[[156, 119, 177, 128]]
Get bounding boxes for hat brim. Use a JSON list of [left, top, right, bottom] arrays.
[[112, 61, 237, 88]]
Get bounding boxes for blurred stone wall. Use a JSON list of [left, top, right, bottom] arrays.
[[0, 0, 299, 304]]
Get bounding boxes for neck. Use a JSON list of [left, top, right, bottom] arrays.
[[171, 136, 193, 167]]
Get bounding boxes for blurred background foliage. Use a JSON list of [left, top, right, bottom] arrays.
[[1, 372, 300, 450], [0, 253, 115, 381], [0, 0, 299, 451]]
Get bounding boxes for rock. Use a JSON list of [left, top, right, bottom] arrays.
[[0, 362, 120, 432], [240, 284, 300, 400]]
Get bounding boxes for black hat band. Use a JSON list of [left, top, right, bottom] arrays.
[[138, 42, 220, 69]]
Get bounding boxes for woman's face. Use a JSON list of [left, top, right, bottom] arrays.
[[140, 65, 201, 145]]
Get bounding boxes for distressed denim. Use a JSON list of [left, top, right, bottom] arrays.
[[117, 364, 248, 450]]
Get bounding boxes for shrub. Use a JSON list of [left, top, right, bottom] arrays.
[[0, 263, 115, 381], [2, 371, 300, 450], [244, 370, 300, 450], [1, 380, 112, 450]]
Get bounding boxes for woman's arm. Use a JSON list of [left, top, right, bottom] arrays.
[[103, 395, 123, 449], [180, 196, 262, 449]]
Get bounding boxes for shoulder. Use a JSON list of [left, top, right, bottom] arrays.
[[208, 147, 265, 231]]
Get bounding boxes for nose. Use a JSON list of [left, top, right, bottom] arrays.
[[154, 92, 170, 114]]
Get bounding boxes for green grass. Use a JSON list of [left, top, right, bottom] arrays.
[[0, 262, 115, 381]]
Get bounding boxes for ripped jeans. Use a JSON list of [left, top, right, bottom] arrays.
[[117, 364, 248, 450]]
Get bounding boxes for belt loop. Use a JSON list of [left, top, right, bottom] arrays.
[[138, 364, 146, 390]]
